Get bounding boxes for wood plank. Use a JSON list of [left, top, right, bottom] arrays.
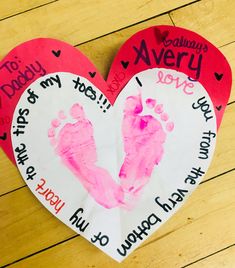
[[4, 170, 235, 267], [0, 187, 75, 266], [0, 0, 55, 20], [220, 43, 235, 103], [170, 0, 235, 47], [188, 246, 235, 268], [0, 0, 195, 59], [0, 148, 23, 196]]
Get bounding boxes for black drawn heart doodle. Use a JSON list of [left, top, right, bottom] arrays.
[[214, 72, 223, 81], [52, 50, 61, 57]]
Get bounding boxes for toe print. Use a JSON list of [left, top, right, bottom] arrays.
[[119, 94, 174, 196], [149, 101, 174, 133], [48, 103, 124, 209]]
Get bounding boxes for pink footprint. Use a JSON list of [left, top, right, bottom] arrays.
[[48, 103, 124, 209], [119, 94, 174, 198]]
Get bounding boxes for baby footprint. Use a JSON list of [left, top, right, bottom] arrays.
[[119, 94, 174, 199], [48, 103, 124, 209]]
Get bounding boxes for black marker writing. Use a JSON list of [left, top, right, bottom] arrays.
[[155, 188, 189, 213], [73, 76, 96, 101], [199, 131, 216, 160], [0, 132, 7, 141], [12, 108, 29, 136], [27, 88, 39, 104], [192, 96, 214, 122], [14, 143, 29, 165], [69, 208, 89, 232], [40, 74, 61, 89], [97, 93, 111, 113], [184, 167, 205, 185], [26, 166, 37, 181], [117, 213, 161, 256], [91, 232, 109, 246]]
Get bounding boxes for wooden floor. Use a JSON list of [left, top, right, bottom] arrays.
[[0, 0, 235, 267]]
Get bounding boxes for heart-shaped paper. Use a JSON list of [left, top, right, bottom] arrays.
[[1, 26, 232, 262]]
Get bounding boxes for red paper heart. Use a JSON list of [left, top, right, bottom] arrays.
[[4, 25, 232, 262]]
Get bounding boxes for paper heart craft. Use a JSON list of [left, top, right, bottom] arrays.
[[0, 26, 232, 262]]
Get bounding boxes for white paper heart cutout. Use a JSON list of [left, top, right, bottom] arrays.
[[11, 69, 216, 261]]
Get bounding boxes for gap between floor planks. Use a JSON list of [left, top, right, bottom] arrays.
[[0, 0, 199, 23], [0, 0, 58, 22]]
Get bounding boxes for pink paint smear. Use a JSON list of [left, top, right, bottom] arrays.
[[48, 94, 174, 210]]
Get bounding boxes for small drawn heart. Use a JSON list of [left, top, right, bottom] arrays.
[[0, 26, 232, 262], [121, 60, 129, 69], [52, 49, 61, 57], [89, 71, 96, 78], [216, 105, 222, 111], [0, 132, 7, 140], [214, 72, 223, 81], [154, 27, 169, 44]]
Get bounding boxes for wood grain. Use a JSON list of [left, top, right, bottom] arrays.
[[189, 246, 235, 268], [170, 0, 235, 47], [0, 149, 22, 196], [0, 187, 75, 266], [0, 0, 55, 20]]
